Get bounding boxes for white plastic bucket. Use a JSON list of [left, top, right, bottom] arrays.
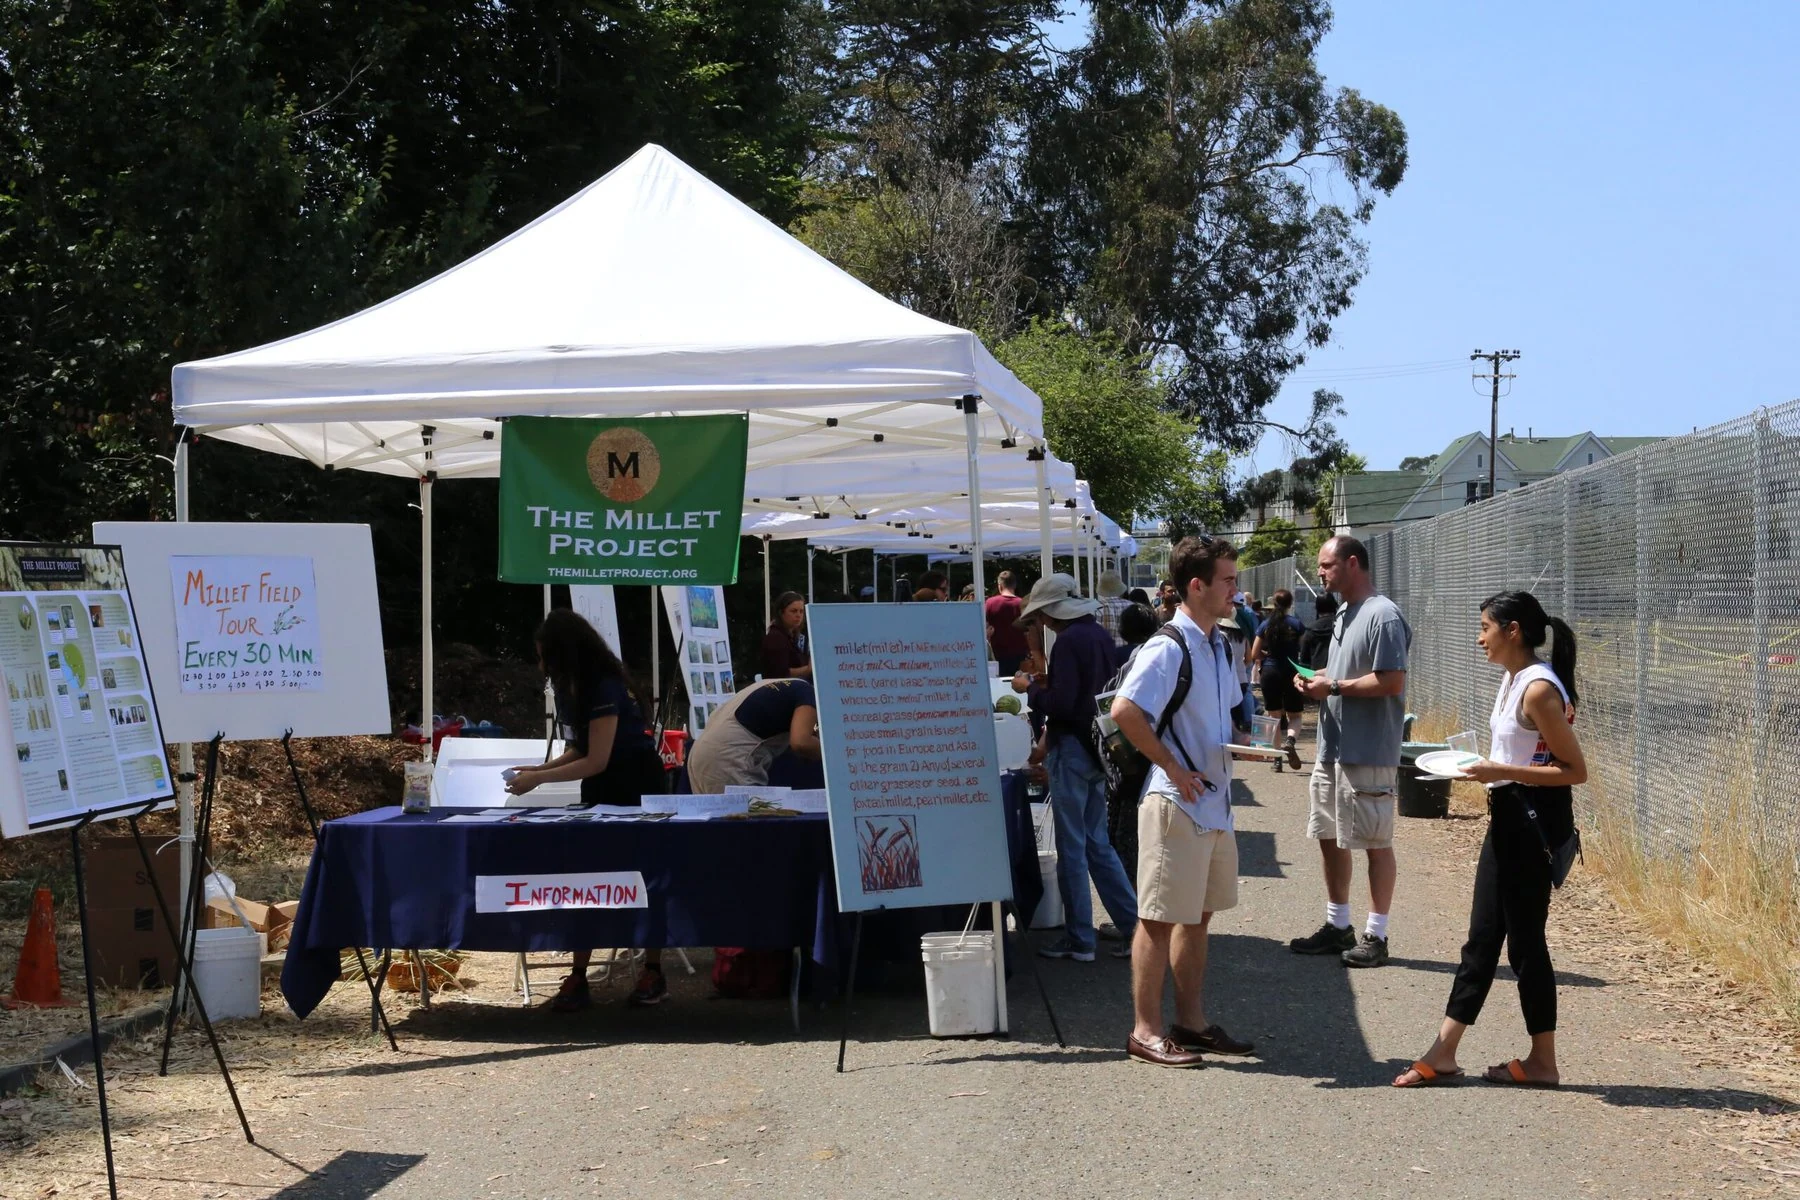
[[920, 932, 998, 1037], [1031, 852, 1063, 929], [192, 926, 264, 1020]]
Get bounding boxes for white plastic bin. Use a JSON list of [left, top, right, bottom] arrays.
[[1031, 852, 1063, 929], [192, 926, 265, 1020], [920, 932, 998, 1037]]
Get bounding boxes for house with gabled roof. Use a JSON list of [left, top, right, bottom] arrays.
[[1331, 429, 1665, 538]]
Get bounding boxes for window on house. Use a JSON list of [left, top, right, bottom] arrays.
[[1464, 480, 1492, 504], [1477, 454, 1483, 468], [1586, 452, 1594, 464]]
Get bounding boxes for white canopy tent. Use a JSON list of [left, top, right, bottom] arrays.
[[168, 143, 1053, 1020]]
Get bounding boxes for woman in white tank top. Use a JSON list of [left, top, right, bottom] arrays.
[[1393, 591, 1587, 1091]]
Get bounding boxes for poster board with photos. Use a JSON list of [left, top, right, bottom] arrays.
[[93, 523, 390, 743], [806, 602, 1012, 912], [0, 543, 175, 838], [659, 585, 735, 734]]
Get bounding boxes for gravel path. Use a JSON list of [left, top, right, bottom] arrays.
[[4, 752, 1795, 1199]]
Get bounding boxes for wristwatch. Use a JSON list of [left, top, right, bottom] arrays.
[[1327, 678, 1343, 697]]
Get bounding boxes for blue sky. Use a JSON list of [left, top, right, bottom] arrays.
[[1045, 3, 1800, 471]]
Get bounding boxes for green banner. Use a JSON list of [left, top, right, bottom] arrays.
[[498, 415, 747, 586]]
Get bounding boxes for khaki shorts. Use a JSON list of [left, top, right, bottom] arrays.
[[1307, 761, 1398, 851], [1137, 793, 1238, 924]]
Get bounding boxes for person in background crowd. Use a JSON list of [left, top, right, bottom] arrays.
[[1126, 587, 1153, 607], [1095, 570, 1133, 647], [760, 591, 812, 681], [912, 571, 949, 602], [687, 677, 820, 795], [1221, 593, 1258, 729], [1301, 591, 1338, 671], [1157, 580, 1180, 624], [1012, 574, 1137, 963], [1394, 590, 1584, 1089], [1293, 536, 1412, 968], [1111, 535, 1255, 1068], [959, 583, 976, 601], [1250, 589, 1307, 772], [986, 570, 1029, 676], [1117, 602, 1160, 670], [507, 609, 667, 1010]]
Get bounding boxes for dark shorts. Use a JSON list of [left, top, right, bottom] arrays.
[[1262, 673, 1305, 714]]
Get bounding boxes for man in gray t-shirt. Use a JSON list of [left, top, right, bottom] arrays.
[[1318, 593, 1412, 765], [1291, 536, 1412, 968]]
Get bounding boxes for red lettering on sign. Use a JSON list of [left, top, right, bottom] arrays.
[[504, 881, 529, 906]]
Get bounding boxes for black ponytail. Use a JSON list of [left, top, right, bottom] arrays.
[[1546, 616, 1579, 707], [1480, 590, 1579, 707]]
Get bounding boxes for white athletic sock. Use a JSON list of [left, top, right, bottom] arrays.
[[1326, 902, 1351, 929], [1365, 912, 1389, 941]]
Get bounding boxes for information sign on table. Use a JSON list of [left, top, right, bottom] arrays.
[[0, 543, 175, 838], [806, 603, 1013, 912], [498, 415, 747, 586]]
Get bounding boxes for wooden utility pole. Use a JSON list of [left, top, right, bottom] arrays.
[[1470, 349, 1521, 500]]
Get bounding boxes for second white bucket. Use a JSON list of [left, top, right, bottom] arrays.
[[920, 932, 997, 1037], [192, 926, 265, 1020], [1031, 852, 1063, 929]]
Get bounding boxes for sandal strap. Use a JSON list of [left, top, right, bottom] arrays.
[[1410, 1060, 1438, 1081], [1506, 1059, 1527, 1083]]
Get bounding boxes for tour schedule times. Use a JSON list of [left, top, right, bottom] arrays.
[[807, 602, 1013, 913], [0, 545, 173, 837]]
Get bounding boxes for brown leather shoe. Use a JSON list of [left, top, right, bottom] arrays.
[[1168, 1023, 1256, 1055], [1127, 1033, 1206, 1068]]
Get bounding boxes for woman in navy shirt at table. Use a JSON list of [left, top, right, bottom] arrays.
[[505, 608, 667, 1011]]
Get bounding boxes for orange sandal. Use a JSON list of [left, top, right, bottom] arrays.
[[1394, 1060, 1464, 1088], [1482, 1059, 1560, 1089]]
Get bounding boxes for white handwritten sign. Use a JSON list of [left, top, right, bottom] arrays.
[[641, 793, 747, 820], [475, 871, 649, 912], [169, 556, 323, 694]]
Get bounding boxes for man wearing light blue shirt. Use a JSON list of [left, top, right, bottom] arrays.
[[1110, 535, 1256, 1069]]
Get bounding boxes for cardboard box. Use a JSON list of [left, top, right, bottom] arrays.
[[83, 836, 180, 912], [204, 895, 295, 951], [85, 904, 177, 990]]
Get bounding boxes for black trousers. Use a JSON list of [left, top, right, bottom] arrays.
[[1445, 784, 1573, 1036]]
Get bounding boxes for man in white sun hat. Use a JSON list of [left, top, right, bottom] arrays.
[[1012, 573, 1138, 963]]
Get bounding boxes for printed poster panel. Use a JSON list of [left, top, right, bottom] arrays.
[[498, 414, 747, 586], [660, 585, 735, 734], [807, 603, 1012, 912], [0, 543, 175, 838], [170, 556, 324, 693]]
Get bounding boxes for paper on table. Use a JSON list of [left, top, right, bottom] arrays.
[[441, 812, 516, 824], [670, 794, 749, 821], [1289, 659, 1317, 679], [785, 789, 829, 814]]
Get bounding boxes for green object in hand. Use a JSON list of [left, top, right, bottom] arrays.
[[1289, 659, 1317, 679]]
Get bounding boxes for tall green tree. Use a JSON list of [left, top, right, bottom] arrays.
[[1018, 0, 1406, 452], [2, 0, 830, 646], [836, 0, 1057, 172], [993, 318, 1215, 526]]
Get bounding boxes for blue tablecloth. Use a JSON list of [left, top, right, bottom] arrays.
[[280, 772, 1041, 1019]]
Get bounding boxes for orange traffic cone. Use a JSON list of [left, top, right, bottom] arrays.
[[6, 887, 70, 1008]]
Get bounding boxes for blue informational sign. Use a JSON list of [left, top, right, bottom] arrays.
[[807, 603, 1013, 913]]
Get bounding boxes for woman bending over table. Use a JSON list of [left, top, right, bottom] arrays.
[[505, 608, 668, 1011]]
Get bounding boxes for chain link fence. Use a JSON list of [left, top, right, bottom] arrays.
[[1240, 400, 1800, 860]]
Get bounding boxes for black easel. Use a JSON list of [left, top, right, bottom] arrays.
[[281, 730, 398, 1051], [160, 733, 223, 1076], [67, 814, 119, 1200], [126, 799, 253, 1142], [834, 912, 864, 1074]]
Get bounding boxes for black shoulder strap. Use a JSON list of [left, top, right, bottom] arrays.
[[1151, 624, 1199, 772]]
